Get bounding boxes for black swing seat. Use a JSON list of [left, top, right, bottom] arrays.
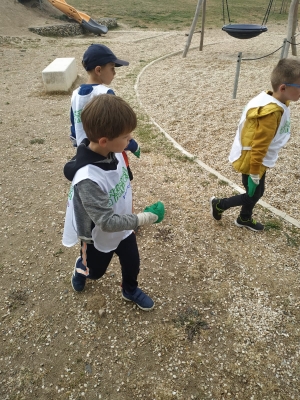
[[222, 24, 268, 39]]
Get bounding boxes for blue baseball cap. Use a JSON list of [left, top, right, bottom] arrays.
[[82, 44, 129, 70]]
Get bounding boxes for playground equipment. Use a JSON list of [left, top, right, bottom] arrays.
[[232, 0, 299, 98], [183, 0, 274, 56], [183, 0, 298, 58], [222, 0, 274, 39], [47, 0, 108, 35], [222, 24, 268, 40]]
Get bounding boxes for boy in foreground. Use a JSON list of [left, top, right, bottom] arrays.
[[210, 58, 300, 231], [62, 94, 164, 311]]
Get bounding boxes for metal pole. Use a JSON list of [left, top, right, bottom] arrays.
[[280, 38, 287, 58], [199, 0, 206, 51], [183, 0, 204, 58], [233, 52, 242, 99]]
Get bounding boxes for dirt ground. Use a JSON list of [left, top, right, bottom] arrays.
[[1, 1, 300, 399]]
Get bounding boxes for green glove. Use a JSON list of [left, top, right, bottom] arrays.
[[248, 174, 259, 197], [143, 201, 165, 223], [133, 146, 141, 158]]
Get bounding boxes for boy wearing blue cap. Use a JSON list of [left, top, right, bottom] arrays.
[[70, 44, 140, 163]]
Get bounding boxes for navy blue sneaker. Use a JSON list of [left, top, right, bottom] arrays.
[[71, 257, 89, 292], [122, 288, 154, 311]]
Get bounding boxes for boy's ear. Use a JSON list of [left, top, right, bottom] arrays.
[[95, 66, 102, 75], [98, 137, 108, 147], [279, 83, 287, 92]]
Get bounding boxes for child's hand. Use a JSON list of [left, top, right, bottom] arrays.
[[248, 174, 259, 197], [125, 139, 140, 158], [143, 201, 165, 223], [133, 146, 141, 158]]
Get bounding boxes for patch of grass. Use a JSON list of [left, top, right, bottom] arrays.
[[218, 179, 228, 186], [173, 307, 210, 340], [53, 248, 64, 257], [284, 232, 299, 247], [133, 24, 149, 29], [200, 181, 210, 187], [67, 0, 289, 30], [153, 227, 173, 241], [264, 219, 282, 231], [180, 154, 195, 163], [125, 72, 137, 79], [30, 138, 45, 145], [136, 118, 193, 162], [209, 173, 218, 180], [136, 122, 156, 142], [9, 289, 28, 302], [140, 146, 151, 153]]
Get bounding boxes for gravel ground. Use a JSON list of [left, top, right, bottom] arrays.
[[1, 2, 300, 399]]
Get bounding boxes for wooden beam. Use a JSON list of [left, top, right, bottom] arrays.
[[199, 0, 206, 51], [291, 0, 299, 55], [282, 0, 299, 58], [183, 0, 205, 58]]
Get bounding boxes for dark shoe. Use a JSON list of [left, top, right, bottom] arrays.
[[235, 216, 264, 232], [71, 257, 89, 292], [122, 288, 154, 311], [210, 196, 224, 221]]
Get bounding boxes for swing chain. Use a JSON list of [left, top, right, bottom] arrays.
[[223, 0, 275, 27], [261, 0, 275, 26], [222, 0, 231, 25]]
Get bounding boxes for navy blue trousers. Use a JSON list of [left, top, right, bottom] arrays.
[[81, 232, 140, 293]]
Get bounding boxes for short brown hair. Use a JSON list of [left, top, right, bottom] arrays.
[[271, 58, 300, 91], [81, 94, 137, 142]]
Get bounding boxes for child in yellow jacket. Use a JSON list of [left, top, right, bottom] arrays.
[[210, 58, 300, 231]]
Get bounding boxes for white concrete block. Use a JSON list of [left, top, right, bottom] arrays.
[[42, 58, 77, 92]]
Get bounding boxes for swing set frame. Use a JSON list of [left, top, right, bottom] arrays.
[[183, 0, 299, 57]]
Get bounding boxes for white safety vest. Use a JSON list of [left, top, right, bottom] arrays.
[[71, 85, 110, 146], [229, 91, 290, 168], [62, 153, 133, 252]]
